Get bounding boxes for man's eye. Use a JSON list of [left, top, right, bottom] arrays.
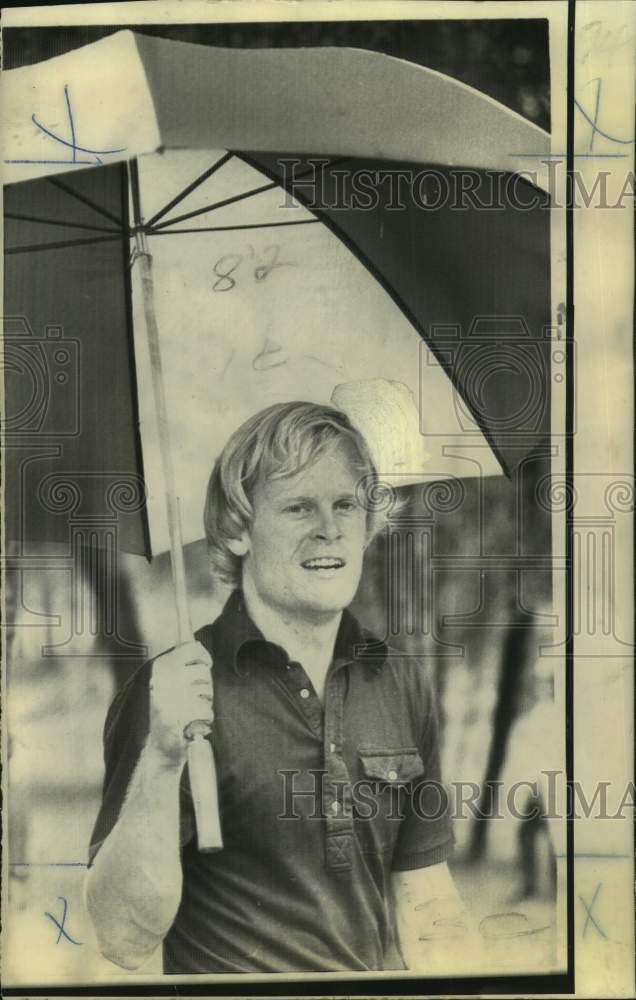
[[337, 499, 358, 512], [285, 503, 309, 514]]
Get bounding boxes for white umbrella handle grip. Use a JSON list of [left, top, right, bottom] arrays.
[[185, 722, 223, 852]]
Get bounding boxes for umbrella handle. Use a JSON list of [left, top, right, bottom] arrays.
[[184, 722, 224, 852]]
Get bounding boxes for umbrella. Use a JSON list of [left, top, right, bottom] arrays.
[[3, 30, 551, 851]]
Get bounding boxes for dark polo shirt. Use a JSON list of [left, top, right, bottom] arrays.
[[89, 590, 453, 974]]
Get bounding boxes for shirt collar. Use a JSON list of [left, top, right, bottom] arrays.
[[212, 589, 387, 676]]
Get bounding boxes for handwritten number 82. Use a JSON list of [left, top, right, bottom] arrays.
[[212, 245, 288, 292]]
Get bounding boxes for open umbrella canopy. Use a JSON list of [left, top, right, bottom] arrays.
[[128, 148, 551, 553], [3, 32, 551, 557], [3, 29, 550, 184]]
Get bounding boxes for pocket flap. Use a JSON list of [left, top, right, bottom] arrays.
[[358, 747, 425, 783]]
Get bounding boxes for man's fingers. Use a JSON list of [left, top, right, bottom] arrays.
[[183, 646, 212, 668], [185, 640, 212, 663], [184, 663, 213, 684], [152, 649, 212, 684], [193, 686, 213, 703], [148, 640, 215, 759], [158, 688, 214, 724], [182, 694, 215, 726]]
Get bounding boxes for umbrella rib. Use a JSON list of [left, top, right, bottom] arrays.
[[151, 219, 321, 235], [150, 158, 349, 233], [150, 181, 280, 231], [46, 176, 122, 227], [5, 211, 121, 235], [4, 233, 123, 255], [145, 152, 235, 229], [130, 158, 143, 228]]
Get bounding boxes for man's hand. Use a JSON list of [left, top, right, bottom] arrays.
[[148, 641, 213, 765]]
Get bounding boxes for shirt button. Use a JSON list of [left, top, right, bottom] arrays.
[[329, 742, 337, 753], [299, 688, 310, 699], [388, 769, 398, 781], [331, 801, 340, 814]]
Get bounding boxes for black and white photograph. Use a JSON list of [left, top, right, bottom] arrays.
[[1, 1, 633, 995]]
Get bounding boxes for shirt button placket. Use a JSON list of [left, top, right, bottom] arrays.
[[287, 665, 322, 736], [324, 667, 353, 871]]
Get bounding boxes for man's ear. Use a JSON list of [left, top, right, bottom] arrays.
[[227, 532, 250, 557]]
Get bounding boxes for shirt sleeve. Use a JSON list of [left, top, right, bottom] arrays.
[[87, 658, 195, 867], [391, 670, 454, 872]]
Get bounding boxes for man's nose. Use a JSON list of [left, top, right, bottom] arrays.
[[314, 508, 342, 540]]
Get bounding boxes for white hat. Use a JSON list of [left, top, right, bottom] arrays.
[[331, 378, 431, 485]]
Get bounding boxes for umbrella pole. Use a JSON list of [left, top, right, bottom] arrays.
[[131, 187, 223, 853]]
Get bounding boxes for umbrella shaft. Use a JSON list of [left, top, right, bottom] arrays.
[[135, 229, 192, 641]]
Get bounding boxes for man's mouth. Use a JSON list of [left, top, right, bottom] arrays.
[[301, 557, 346, 570]]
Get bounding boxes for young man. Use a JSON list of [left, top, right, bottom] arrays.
[[86, 401, 474, 974]]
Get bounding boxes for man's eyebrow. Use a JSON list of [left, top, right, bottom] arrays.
[[276, 492, 358, 503]]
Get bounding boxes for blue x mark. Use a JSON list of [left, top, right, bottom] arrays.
[[44, 896, 82, 945]]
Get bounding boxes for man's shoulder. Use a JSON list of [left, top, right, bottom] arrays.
[[194, 589, 259, 663], [344, 608, 436, 688], [372, 639, 437, 696]]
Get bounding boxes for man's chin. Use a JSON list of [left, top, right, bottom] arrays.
[[295, 581, 358, 616]]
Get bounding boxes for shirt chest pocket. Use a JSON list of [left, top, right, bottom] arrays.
[[354, 746, 426, 854], [358, 746, 426, 784]]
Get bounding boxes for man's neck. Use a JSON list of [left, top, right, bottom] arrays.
[[241, 579, 342, 677]]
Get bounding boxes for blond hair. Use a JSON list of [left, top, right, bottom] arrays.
[[204, 401, 388, 587]]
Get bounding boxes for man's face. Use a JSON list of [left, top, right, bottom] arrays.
[[238, 443, 369, 620]]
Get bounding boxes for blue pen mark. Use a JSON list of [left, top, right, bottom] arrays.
[[511, 77, 634, 160], [554, 852, 631, 860], [513, 153, 628, 159], [579, 882, 607, 940], [11, 861, 88, 868], [5, 84, 127, 166], [575, 78, 634, 151], [44, 896, 83, 945]]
